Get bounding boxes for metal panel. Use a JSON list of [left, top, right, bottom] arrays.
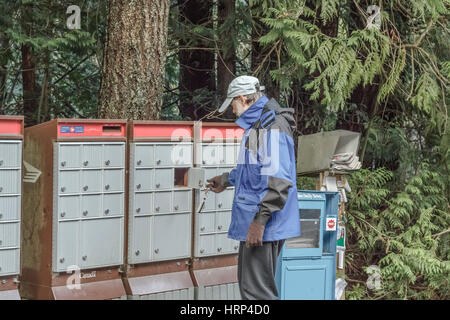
[[0, 223, 19, 248], [56, 221, 79, 272], [80, 218, 123, 268], [0, 170, 20, 194], [130, 216, 152, 263], [0, 196, 20, 221], [80, 194, 102, 218], [80, 170, 102, 193], [103, 193, 124, 217], [143, 288, 194, 300], [81, 144, 102, 168], [152, 213, 191, 261], [59, 170, 80, 194], [103, 169, 124, 192], [59, 144, 81, 169], [134, 169, 153, 191], [197, 283, 240, 300], [153, 191, 171, 214], [103, 143, 125, 168], [197, 234, 215, 256], [134, 192, 152, 215], [0, 249, 20, 276], [172, 190, 191, 213], [0, 141, 21, 168], [216, 188, 234, 210], [154, 168, 173, 190], [198, 212, 215, 234], [58, 195, 80, 220], [134, 144, 154, 167]]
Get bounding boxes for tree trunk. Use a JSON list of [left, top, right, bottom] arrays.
[[178, 0, 215, 120], [21, 44, 37, 126], [217, 0, 236, 97], [21, 3, 38, 126], [217, 0, 237, 120], [0, 33, 8, 113], [98, 0, 170, 120]]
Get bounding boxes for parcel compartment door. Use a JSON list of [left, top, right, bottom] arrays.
[[80, 218, 123, 269], [152, 213, 191, 261]]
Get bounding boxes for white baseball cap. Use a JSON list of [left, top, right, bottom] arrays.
[[219, 75, 265, 112]]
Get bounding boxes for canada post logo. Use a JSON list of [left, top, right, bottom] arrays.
[[60, 126, 84, 133]]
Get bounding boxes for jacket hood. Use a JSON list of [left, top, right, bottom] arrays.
[[263, 98, 297, 133]]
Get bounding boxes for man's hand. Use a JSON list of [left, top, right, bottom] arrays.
[[206, 175, 226, 193], [245, 221, 265, 248]]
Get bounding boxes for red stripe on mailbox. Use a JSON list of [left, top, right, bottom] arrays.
[[202, 127, 244, 139], [0, 120, 22, 135], [57, 123, 125, 137], [133, 124, 192, 138]]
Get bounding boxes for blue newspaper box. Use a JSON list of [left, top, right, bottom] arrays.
[[275, 191, 339, 300]]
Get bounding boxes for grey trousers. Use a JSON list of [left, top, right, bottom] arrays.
[[237, 240, 285, 300]]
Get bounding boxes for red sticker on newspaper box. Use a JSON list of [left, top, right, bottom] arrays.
[[326, 217, 337, 231]]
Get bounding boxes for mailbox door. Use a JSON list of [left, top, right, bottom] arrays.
[[152, 213, 190, 261], [102, 193, 124, 217], [0, 141, 21, 168], [216, 188, 234, 210], [56, 221, 79, 272], [80, 218, 123, 268], [171, 143, 192, 166], [80, 170, 102, 193], [80, 194, 102, 218], [154, 168, 173, 190], [129, 216, 152, 264], [0, 223, 19, 249], [135, 169, 153, 192], [223, 144, 235, 165], [215, 211, 231, 233], [154, 144, 173, 166], [58, 170, 80, 194], [198, 212, 215, 234], [59, 144, 81, 169], [202, 143, 220, 166], [0, 196, 20, 221], [197, 234, 215, 257], [215, 233, 229, 255], [153, 191, 171, 214], [0, 249, 20, 276], [0, 170, 20, 194], [81, 144, 102, 168], [58, 195, 80, 220], [172, 190, 191, 213], [134, 144, 154, 167], [134, 192, 152, 215], [103, 169, 124, 192], [103, 143, 125, 168]]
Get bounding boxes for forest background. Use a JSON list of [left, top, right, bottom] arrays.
[[0, 0, 449, 299]]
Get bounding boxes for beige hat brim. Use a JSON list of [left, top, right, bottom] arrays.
[[219, 97, 233, 113]]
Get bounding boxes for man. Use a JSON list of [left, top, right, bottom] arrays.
[[206, 75, 300, 300]]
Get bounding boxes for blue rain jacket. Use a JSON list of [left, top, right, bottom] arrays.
[[221, 96, 301, 241]]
